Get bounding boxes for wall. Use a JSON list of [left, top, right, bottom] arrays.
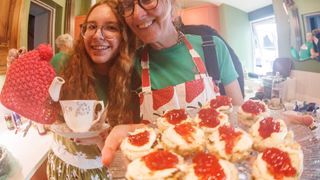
[[249, 5, 274, 21], [219, 4, 253, 72], [272, 0, 291, 58], [181, 3, 220, 33], [290, 70, 320, 103], [75, 0, 91, 16]]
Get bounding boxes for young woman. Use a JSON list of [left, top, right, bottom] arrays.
[[47, 0, 136, 179], [102, 0, 243, 166]]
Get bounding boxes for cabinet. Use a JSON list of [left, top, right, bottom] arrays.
[[181, 3, 220, 33], [0, 0, 23, 74], [74, 15, 86, 40]]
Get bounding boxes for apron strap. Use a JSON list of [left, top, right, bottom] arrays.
[[140, 33, 209, 92], [141, 48, 151, 92], [182, 34, 207, 74]]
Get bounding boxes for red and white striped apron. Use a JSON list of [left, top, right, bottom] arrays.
[[139, 35, 219, 124]]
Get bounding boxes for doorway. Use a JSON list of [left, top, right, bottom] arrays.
[[28, 0, 55, 50], [251, 17, 278, 75]]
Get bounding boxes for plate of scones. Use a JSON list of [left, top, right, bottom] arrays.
[[117, 96, 319, 180]]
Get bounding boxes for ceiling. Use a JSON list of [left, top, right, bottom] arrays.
[[181, 0, 272, 13]]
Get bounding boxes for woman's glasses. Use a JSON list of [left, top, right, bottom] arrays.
[[80, 22, 121, 39], [118, 0, 158, 17]]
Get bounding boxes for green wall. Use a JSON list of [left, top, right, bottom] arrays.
[[219, 4, 253, 72], [75, 0, 92, 16], [273, 0, 320, 73]]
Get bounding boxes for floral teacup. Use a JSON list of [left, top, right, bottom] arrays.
[[60, 100, 104, 132]]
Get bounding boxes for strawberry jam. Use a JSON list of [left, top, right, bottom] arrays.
[[262, 148, 297, 179], [142, 150, 179, 171], [219, 125, 242, 154], [164, 109, 187, 125], [128, 130, 150, 146], [174, 122, 195, 143], [258, 117, 280, 139], [210, 96, 232, 109], [193, 152, 226, 180], [198, 108, 220, 128], [241, 100, 265, 115]]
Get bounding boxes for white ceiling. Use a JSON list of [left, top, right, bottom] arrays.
[[181, 0, 272, 13]]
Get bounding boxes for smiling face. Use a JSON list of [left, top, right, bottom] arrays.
[[84, 4, 122, 64], [123, 0, 178, 49]]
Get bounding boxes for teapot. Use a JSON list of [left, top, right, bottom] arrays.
[[48, 76, 65, 102]]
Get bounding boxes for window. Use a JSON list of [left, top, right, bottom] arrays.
[[251, 17, 278, 75]]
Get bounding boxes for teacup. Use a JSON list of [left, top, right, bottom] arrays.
[[60, 100, 104, 132]]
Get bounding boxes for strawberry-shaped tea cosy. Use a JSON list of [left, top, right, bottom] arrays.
[[0, 44, 59, 124]]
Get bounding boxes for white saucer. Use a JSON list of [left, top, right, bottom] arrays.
[[49, 123, 110, 138]]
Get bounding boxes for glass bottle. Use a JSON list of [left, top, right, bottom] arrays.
[[4, 114, 15, 130], [271, 72, 283, 108]]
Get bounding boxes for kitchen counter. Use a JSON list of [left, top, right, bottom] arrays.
[[0, 120, 52, 180]]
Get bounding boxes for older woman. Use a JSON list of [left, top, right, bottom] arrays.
[[102, 0, 243, 165]]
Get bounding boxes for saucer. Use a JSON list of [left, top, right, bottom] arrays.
[[49, 123, 110, 138]]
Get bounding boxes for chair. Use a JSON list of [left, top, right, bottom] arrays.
[[272, 58, 293, 78]]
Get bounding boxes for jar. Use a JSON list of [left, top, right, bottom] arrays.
[[4, 114, 14, 130]]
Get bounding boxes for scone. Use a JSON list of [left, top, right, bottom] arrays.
[[157, 108, 193, 132], [194, 107, 229, 134], [120, 127, 158, 161], [125, 150, 185, 180], [206, 125, 253, 162], [250, 116, 289, 151], [252, 143, 303, 180], [238, 100, 268, 127], [183, 152, 238, 180], [161, 122, 205, 156], [206, 95, 233, 114]]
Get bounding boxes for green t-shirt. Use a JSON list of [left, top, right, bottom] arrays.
[[133, 34, 238, 90], [50, 52, 69, 73], [299, 41, 313, 60]]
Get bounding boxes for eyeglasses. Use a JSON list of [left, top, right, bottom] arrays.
[[118, 0, 158, 17], [80, 22, 121, 39]]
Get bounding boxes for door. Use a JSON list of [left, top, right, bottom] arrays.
[[0, 0, 23, 74]]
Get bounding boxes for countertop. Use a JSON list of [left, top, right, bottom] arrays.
[[0, 120, 52, 180]]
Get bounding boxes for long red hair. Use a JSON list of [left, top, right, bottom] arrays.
[[59, 0, 136, 127]]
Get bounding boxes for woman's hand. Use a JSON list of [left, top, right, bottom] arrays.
[[101, 124, 145, 167], [72, 128, 109, 150]]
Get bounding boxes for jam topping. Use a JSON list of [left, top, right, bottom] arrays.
[[128, 130, 150, 146], [198, 108, 221, 128], [219, 125, 242, 154], [241, 100, 266, 115], [174, 122, 195, 143], [210, 96, 232, 109], [258, 117, 281, 139], [262, 148, 297, 179], [193, 152, 226, 180], [142, 150, 179, 171], [163, 109, 188, 125]]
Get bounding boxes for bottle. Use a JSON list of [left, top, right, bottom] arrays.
[[12, 112, 22, 128], [35, 123, 47, 135], [271, 72, 283, 108], [4, 114, 15, 130]]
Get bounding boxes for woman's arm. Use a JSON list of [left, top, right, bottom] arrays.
[[224, 79, 244, 106]]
